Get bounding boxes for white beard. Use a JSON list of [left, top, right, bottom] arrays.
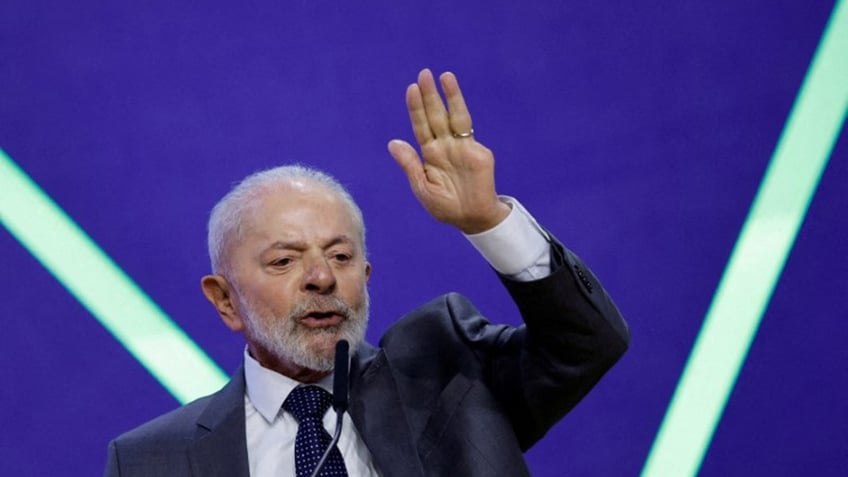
[[238, 290, 369, 372]]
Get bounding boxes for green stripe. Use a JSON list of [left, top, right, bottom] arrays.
[[0, 149, 229, 404], [641, 1, 848, 475]]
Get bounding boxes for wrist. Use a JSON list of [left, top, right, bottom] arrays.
[[458, 200, 512, 234]]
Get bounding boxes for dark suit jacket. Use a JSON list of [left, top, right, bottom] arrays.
[[105, 242, 629, 476]]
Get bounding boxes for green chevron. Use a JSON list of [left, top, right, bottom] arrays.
[[641, 1, 848, 475], [0, 149, 228, 404]]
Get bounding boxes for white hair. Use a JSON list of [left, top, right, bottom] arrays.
[[207, 165, 366, 276]]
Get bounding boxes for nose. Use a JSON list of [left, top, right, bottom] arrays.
[[301, 255, 336, 294]]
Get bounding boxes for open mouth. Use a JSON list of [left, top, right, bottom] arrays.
[[300, 310, 345, 328]]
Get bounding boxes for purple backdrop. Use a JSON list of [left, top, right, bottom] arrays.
[[1, 1, 846, 475]]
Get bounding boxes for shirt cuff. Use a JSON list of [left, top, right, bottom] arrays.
[[463, 196, 551, 279]]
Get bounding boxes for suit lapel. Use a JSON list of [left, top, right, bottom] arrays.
[[187, 366, 251, 477], [350, 344, 425, 477], [181, 352, 426, 477]]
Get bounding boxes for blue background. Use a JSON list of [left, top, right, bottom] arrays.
[[1, 1, 846, 475]]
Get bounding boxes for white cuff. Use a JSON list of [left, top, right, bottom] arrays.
[[464, 196, 551, 278]]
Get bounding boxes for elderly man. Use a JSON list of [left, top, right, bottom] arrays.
[[104, 69, 629, 476]]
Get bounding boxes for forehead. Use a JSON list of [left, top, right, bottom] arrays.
[[240, 180, 361, 245]]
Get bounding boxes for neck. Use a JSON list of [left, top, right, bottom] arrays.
[[247, 344, 331, 383]]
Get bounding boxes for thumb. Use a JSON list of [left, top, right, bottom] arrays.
[[387, 139, 426, 187]]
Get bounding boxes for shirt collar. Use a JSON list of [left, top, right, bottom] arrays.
[[243, 348, 334, 424]]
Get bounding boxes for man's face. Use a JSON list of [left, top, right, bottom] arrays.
[[225, 180, 371, 375]]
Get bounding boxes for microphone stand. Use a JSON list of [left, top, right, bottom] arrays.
[[310, 408, 345, 477], [310, 340, 349, 477]]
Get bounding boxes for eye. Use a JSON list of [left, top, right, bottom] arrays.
[[270, 257, 293, 267], [332, 253, 352, 263]]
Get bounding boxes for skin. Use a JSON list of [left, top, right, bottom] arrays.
[[203, 68, 510, 382], [388, 69, 511, 234], [201, 180, 371, 382]]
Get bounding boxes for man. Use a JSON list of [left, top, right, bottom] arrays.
[[105, 69, 629, 476]]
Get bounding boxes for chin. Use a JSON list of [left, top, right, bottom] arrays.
[[306, 331, 343, 358], [298, 323, 364, 371], [276, 327, 343, 372], [241, 292, 369, 373]]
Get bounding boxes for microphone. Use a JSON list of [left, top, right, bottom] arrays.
[[310, 340, 349, 477], [333, 339, 350, 413]]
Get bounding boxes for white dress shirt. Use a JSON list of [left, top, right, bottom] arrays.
[[244, 196, 551, 476], [244, 353, 380, 476]]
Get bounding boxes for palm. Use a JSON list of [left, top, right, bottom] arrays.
[[388, 69, 510, 234]]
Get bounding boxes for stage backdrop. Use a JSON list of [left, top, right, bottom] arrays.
[[1, 1, 846, 475]]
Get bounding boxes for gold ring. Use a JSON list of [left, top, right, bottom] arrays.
[[451, 128, 474, 138]]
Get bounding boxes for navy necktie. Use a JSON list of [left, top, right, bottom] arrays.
[[283, 385, 349, 477]]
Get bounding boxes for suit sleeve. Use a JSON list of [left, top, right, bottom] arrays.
[[484, 236, 630, 450]]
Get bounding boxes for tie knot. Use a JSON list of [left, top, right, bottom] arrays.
[[283, 386, 333, 423]]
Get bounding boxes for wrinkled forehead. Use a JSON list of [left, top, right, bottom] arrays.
[[239, 179, 364, 243]]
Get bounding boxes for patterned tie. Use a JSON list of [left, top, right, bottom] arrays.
[[283, 385, 349, 477]]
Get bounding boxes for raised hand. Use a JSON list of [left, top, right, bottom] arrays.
[[388, 69, 511, 235]]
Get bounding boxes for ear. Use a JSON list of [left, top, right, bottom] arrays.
[[364, 261, 372, 281], [201, 274, 246, 332]]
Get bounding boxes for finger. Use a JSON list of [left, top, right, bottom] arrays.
[[417, 68, 451, 137], [406, 83, 434, 145], [439, 72, 473, 136], [387, 139, 427, 190]]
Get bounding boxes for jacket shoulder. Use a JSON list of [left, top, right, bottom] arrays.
[[112, 394, 215, 448]]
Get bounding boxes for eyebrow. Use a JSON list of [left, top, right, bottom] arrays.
[[263, 235, 356, 252]]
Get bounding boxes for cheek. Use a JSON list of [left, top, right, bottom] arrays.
[[344, 275, 369, 303], [250, 276, 298, 306]]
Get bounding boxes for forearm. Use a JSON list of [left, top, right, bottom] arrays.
[[489, 239, 629, 449]]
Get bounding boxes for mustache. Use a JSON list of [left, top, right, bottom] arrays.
[[289, 295, 355, 321]]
